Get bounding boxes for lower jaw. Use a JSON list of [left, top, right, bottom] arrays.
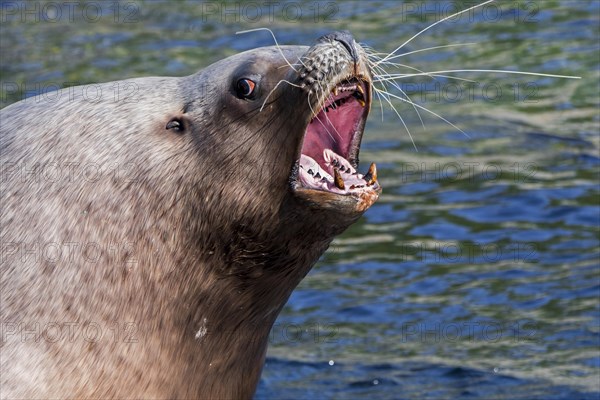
[[292, 184, 380, 216]]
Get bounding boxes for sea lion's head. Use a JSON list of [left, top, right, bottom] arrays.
[[177, 31, 380, 242]]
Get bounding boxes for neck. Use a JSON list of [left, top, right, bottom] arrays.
[[105, 188, 357, 398]]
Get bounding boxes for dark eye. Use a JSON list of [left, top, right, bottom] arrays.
[[235, 78, 256, 99]]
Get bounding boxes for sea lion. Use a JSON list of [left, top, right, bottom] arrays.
[[0, 31, 380, 399]]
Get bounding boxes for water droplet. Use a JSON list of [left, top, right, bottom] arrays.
[[493, 367, 499, 373], [328, 360, 335, 366], [373, 379, 379, 385]]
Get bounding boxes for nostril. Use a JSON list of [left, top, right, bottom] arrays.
[[319, 30, 359, 63]]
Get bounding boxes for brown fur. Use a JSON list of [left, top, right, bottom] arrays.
[[1, 36, 373, 399]]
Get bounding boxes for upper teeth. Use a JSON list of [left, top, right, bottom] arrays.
[[338, 84, 357, 92], [324, 82, 366, 111]]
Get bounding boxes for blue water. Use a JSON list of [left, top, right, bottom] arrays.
[[1, 0, 598, 398]]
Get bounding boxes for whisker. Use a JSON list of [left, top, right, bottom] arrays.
[[307, 87, 338, 143], [375, 69, 582, 80], [373, 86, 418, 151], [376, 0, 496, 65], [380, 43, 478, 63], [372, 61, 478, 86], [365, 0, 582, 155], [372, 85, 386, 122], [236, 28, 307, 71], [375, 74, 478, 84], [317, 83, 346, 141], [260, 79, 304, 112], [375, 87, 470, 138], [366, 59, 389, 121], [361, 47, 389, 59], [370, 62, 426, 130]]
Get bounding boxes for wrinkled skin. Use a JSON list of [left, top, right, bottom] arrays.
[[0, 34, 377, 399]]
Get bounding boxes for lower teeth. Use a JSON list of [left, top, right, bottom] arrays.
[[323, 149, 357, 175], [300, 154, 333, 182], [299, 149, 377, 194]]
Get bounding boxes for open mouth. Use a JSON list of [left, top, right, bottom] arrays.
[[296, 77, 379, 196]]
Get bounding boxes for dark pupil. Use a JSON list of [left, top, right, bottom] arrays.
[[238, 80, 251, 95]]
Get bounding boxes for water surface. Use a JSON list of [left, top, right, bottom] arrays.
[[1, 1, 598, 398]]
